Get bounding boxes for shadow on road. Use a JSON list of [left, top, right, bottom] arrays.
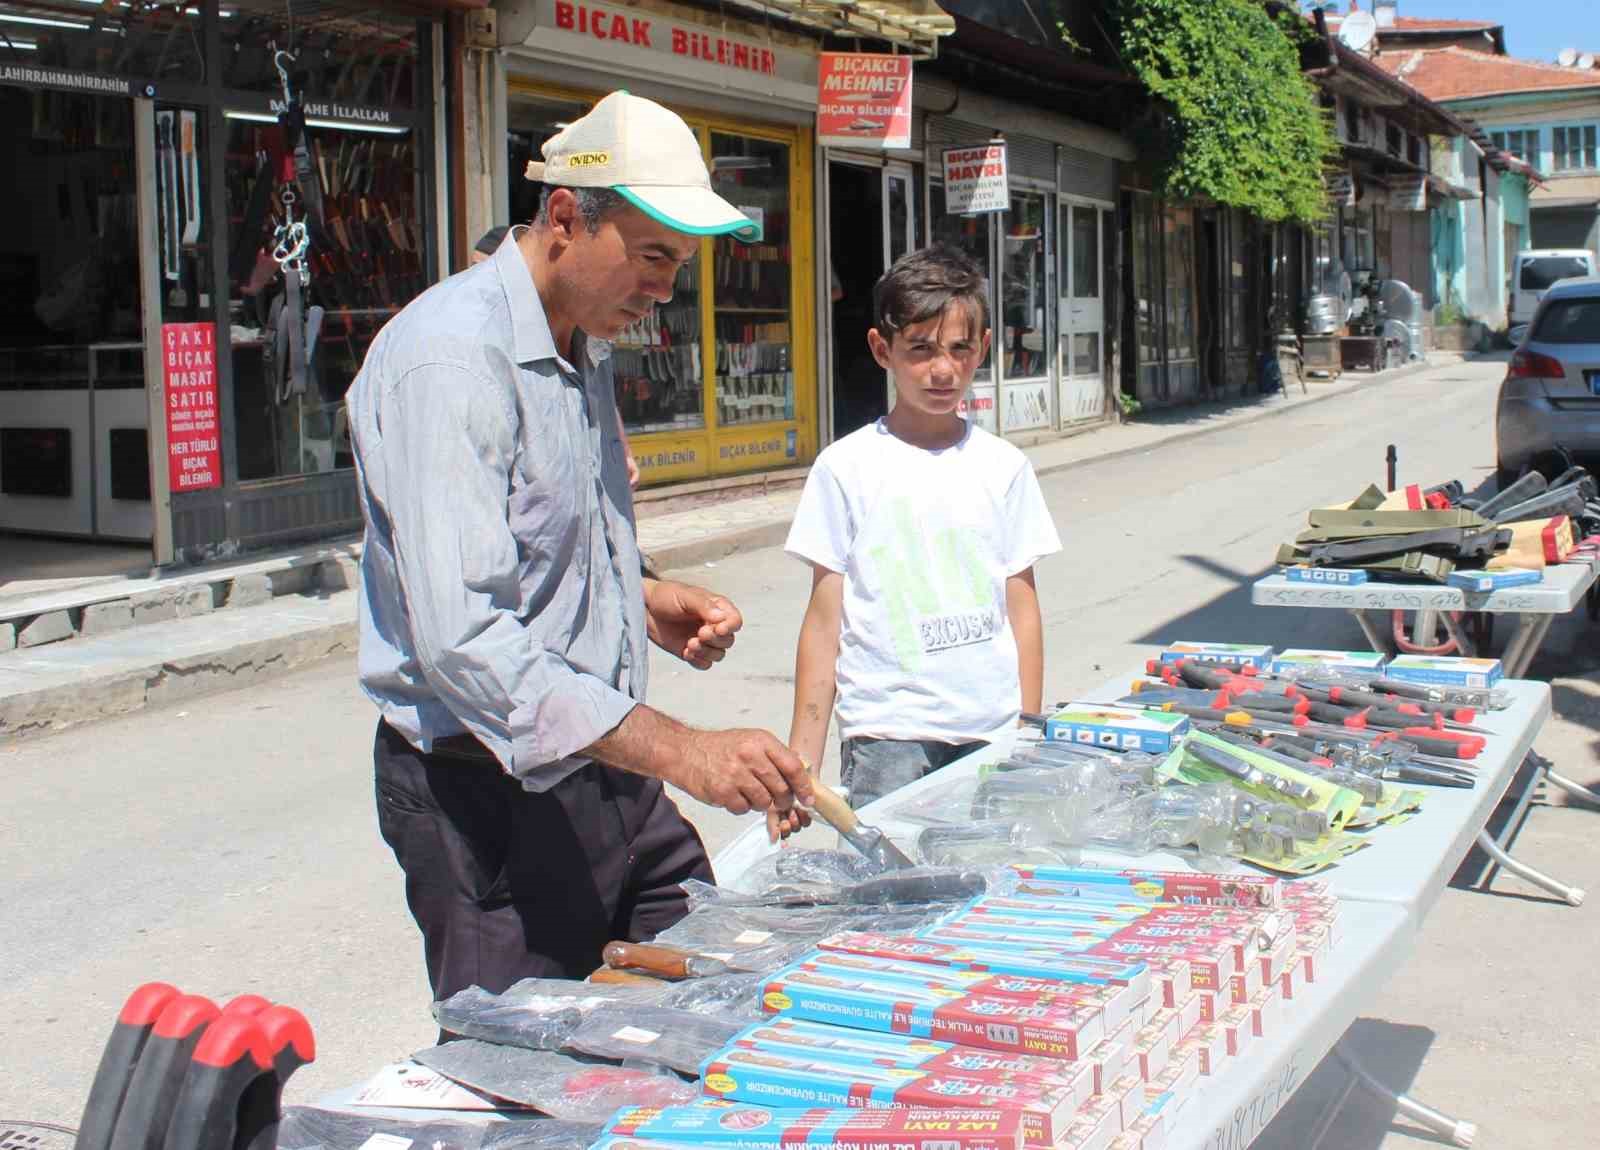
[[1131, 555, 1372, 651], [1256, 1020, 1443, 1150]]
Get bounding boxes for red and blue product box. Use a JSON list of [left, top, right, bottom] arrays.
[[697, 1047, 1086, 1148], [724, 1018, 1096, 1106], [603, 1103, 1029, 1150], [811, 936, 1150, 1028], [759, 958, 1107, 1060], [1008, 867, 1281, 910]]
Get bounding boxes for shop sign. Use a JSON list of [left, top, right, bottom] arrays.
[[958, 383, 998, 434], [0, 64, 132, 97], [1003, 381, 1051, 432], [1328, 172, 1355, 208], [162, 323, 221, 492], [817, 53, 913, 150], [714, 427, 801, 474], [531, 1, 817, 96], [1388, 175, 1427, 212], [942, 143, 1008, 214]]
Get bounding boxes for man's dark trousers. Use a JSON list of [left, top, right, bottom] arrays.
[[374, 720, 713, 1003]]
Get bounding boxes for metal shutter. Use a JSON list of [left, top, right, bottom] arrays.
[[1061, 144, 1116, 202]]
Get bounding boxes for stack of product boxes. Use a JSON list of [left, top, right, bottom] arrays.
[[591, 868, 1341, 1150]]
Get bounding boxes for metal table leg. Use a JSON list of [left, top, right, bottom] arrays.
[[1328, 1040, 1477, 1147], [1498, 613, 1554, 679], [1349, 608, 1393, 656], [1476, 752, 1587, 906], [1438, 610, 1477, 657], [1544, 768, 1600, 808]]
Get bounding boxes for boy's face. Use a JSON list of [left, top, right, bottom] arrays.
[[868, 302, 991, 418]]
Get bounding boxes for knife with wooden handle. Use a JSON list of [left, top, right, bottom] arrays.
[[601, 941, 733, 979], [806, 780, 915, 870]]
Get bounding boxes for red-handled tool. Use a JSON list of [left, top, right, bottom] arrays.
[[160, 1014, 274, 1150], [220, 996, 271, 1019], [76, 983, 181, 1150], [237, 1006, 317, 1150], [106, 995, 220, 1150]]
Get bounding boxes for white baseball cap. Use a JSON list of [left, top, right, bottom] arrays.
[[526, 90, 763, 243]]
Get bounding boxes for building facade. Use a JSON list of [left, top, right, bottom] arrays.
[[0, 0, 461, 565]]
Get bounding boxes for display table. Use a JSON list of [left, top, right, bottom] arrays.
[[709, 670, 1573, 1148], [1250, 561, 1599, 678], [318, 669, 1573, 1150]]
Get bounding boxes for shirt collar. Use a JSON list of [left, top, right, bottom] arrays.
[[495, 225, 579, 375]]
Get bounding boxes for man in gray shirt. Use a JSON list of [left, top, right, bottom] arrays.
[[348, 91, 811, 1004]]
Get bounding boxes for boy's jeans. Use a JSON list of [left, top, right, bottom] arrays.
[[840, 736, 988, 810]]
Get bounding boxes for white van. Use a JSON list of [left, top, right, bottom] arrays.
[[1510, 249, 1597, 327]]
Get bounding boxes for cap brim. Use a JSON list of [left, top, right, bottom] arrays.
[[616, 185, 763, 243]]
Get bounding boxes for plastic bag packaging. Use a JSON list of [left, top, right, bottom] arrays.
[[432, 979, 668, 1048], [563, 1005, 743, 1075], [659, 971, 766, 1017], [276, 1107, 493, 1150], [276, 1109, 603, 1150], [971, 765, 1120, 830], [412, 1041, 697, 1121], [1084, 785, 1326, 862], [481, 1121, 608, 1150], [683, 867, 994, 910], [916, 820, 1078, 867], [723, 848, 888, 896]]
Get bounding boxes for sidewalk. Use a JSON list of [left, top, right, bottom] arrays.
[[0, 356, 1460, 741]]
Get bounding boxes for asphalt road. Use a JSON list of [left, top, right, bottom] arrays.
[[4, 355, 1596, 1147]]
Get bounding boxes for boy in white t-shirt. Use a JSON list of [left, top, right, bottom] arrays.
[[783, 246, 1062, 813]]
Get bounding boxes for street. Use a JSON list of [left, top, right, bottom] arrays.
[[4, 355, 1598, 1147]]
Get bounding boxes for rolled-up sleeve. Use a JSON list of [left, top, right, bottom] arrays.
[[377, 362, 636, 785]]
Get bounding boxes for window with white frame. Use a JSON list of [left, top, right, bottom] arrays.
[[1552, 125, 1598, 172], [1490, 128, 1540, 164]]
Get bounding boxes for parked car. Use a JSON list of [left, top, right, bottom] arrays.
[[1496, 276, 1600, 486], [1508, 249, 1596, 329]]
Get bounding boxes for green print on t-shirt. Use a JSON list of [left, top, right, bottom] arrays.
[[867, 497, 992, 670]]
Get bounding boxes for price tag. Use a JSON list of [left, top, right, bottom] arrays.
[[612, 1025, 661, 1044], [734, 929, 773, 944], [359, 1136, 414, 1150]]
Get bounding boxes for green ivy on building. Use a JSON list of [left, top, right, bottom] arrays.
[[1093, 0, 1338, 223]]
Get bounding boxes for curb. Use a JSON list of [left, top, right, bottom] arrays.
[[646, 519, 794, 574], [1032, 358, 1442, 482], [0, 606, 357, 744], [648, 358, 1453, 572]]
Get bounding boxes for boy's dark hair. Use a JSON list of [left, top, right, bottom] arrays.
[[873, 245, 990, 339]]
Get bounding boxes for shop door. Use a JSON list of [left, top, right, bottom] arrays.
[[1059, 201, 1107, 423], [829, 160, 916, 440], [0, 85, 153, 544]]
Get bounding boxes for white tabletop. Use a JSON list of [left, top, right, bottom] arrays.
[[714, 676, 1552, 922], [1164, 900, 1412, 1150], [1251, 560, 1597, 615]]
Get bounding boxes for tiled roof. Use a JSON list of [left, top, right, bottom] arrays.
[[1328, 15, 1498, 33], [1375, 46, 1600, 101]]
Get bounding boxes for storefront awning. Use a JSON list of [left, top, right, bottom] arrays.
[[714, 1, 955, 57]]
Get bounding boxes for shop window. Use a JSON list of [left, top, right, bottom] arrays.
[[1001, 191, 1048, 380], [1227, 211, 1250, 352], [1553, 125, 1598, 172], [929, 182, 994, 381], [711, 133, 793, 428], [1061, 201, 1101, 381], [224, 6, 418, 113], [0, 2, 204, 84], [1163, 203, 1196, 364], [0, 89, 141, 353], [224, 118, 426, 481], [1128, 192, 1160, 389]]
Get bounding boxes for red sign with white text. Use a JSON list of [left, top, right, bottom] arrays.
[[163, 322, 221, 491], [817, 52, 913, 149]]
